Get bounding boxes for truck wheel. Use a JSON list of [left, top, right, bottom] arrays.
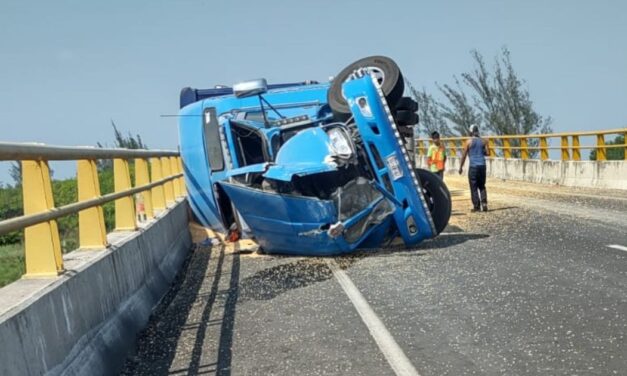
[[328, 56, 404, 121], [415, 168, 451, 235], [395, 110, 419, 126], [395, 97, 418, 112]]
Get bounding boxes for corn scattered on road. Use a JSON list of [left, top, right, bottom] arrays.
[[121, 176, 627, 376]]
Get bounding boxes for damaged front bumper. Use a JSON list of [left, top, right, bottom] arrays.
[[219, 177, 395, 255]]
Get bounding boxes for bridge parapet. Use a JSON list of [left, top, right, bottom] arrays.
[[415, 128, 627, 190], [417, 127, 627, 161], [0, 142, 192, 375], [0, 142, 186, 278]]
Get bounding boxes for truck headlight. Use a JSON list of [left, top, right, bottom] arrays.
[[328, 127, 354, 159]]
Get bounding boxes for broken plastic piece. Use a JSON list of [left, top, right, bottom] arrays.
[[327, 222, 345, 238]]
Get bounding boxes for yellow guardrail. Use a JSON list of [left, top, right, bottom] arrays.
[[0, 142, 186, 278], [416, 128, 627, 161]]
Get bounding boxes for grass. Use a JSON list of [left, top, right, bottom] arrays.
[[0, 243, 25, 288]]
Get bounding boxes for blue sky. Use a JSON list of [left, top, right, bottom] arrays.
[[1, 0, 626, 182]]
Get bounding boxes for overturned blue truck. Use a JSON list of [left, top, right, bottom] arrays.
[[178, 56, 451, 255]]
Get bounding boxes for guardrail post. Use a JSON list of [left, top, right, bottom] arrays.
[[135, 158, 154, 219], [596, 134, 606, 161], [502, 138, 511, 159], [561, 136, 570, 160], [113, 158, 137, 231], [487, 138, 495, 157], [447, 140, 456, 158], [161, 156, 175, 205], [520, 138, 529, 160], [150, 157, 166, 211], [77, 160, 108, 249], [416, 140, 424, 157], [170, 156, 182, 197], [624, 131, 627, 160], [22, 160, 63, 277], [178, 157, 186, 195], [540, 137, 548, 160], [572, 136, 581, 161]]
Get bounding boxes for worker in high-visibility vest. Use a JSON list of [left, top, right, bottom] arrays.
[[427, 131, 447, 178]]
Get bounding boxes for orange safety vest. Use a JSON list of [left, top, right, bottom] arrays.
[[427, 144, 446, 172]]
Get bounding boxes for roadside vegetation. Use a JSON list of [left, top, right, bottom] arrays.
[[0, 123, 146, 287], [407, 47, 552, 158], [589, 135, 625, 160]]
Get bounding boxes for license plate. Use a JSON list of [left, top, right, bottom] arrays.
[[386, 154, 403, 180]]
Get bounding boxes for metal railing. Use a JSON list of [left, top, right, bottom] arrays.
[[416, 128, 627, 161], [0, 142, 186, 278]]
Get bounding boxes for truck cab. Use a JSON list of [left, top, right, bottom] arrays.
[[178, 56, 451, 255]]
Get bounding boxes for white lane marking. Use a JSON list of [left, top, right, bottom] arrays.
[[326, 259, 420, 376], [607, 244, 627, 252]]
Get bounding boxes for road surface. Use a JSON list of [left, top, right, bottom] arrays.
[[121, 176, 627, 375]]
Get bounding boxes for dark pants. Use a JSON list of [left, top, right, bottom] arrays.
[[434, 170, 444, 178], [468, 165, 487, 209]]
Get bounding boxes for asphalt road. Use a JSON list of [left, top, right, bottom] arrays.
[[120, 176, 627, 376]]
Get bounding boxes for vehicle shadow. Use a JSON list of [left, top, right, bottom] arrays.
[[121, 244, 243, 376], [415, 232, 490, 250], [119, 244, 212, 376]]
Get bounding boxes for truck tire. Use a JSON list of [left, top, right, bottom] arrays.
[[395, 97, 418, 112], [415, 168, 451, 235], [328, 56, 404, 121], [395, 110, 419, 126]]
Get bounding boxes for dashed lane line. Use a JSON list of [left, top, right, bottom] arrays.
[[326, 259, 420, 376], [607, 244, 627, 252]]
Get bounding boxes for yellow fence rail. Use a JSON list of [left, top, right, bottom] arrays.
[[416, 128, 627, 161], [0, 142, 186, 278]]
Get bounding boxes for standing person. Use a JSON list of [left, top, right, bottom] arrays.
[[427, 131, 447, 178], [458, 125, 489, 212]]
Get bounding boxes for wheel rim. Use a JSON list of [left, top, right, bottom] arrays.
[[343, 66, 386, 85], [365, 66, 385, 85]]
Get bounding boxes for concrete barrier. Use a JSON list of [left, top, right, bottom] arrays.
[[0, 200, 191, 376], [417, 156, 627, 190]]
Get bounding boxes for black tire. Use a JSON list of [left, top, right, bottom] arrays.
[[395, 97, 418, 112], [395, 110, 419, 126], [328, 56, 404, 121], [398, 125, 414, 139], [415, 168, 451, 235]]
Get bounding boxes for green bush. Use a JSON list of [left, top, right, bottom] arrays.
[[589, 135, 625, 160]]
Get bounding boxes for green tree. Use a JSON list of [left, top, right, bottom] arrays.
[[52, 178, 79, 251], [589, 135, 625, 160], [430, 47, 552, 157], [0, 185, 23, 245], [460, 48, 552, 156], [405, 80, 452, 137], [97, 120, 147, 170], [9, 162, 21, 187], [437, 77, 482, 136]]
